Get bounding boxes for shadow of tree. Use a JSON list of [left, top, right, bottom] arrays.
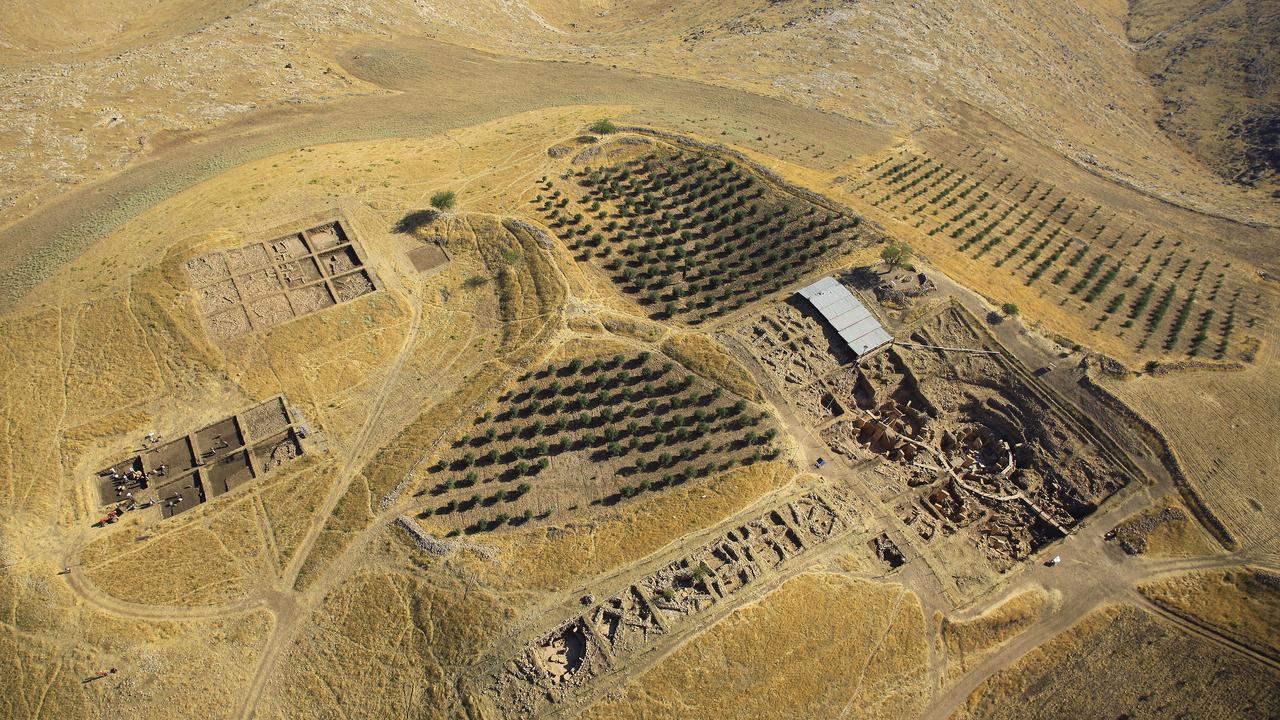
[[394, 209, 439, 234], [840, 265, 881, 290]]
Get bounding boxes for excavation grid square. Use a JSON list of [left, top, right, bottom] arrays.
[[184, 218, 380, 341], [94, 396, 306, 520]]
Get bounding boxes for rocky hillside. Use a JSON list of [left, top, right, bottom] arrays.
[[1, 0, 1275, 237], [1129, 0, 1279, 191]]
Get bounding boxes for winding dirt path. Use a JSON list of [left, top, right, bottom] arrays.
[[0, 36, 888, 310], [227, 295, 427, 719], [918, 546, 1280, 720], [63, 568, 263, 622]]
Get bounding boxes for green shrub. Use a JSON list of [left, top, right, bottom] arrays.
[[430, 190, 456, 211], [590, 118, 618, 135]]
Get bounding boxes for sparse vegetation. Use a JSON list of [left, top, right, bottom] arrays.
[[431, 190, 457, 211], [590, 118, 618, 135]]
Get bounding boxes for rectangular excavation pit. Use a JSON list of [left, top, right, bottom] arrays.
[[869, 532, 907, 569], [144, 438, 198, 476], [203, 450, 255, 498], [246, 293, 297, 329], [240, 394, 290, 440], [277, 256, 324, 287], [266, 234, 310, 262], [92, 396, 304, 521], [252, 429, 303, 473], [241, 397, 291, 441], [287, 282, 336, 315], [304, 222, 347, 252], [706, 544, 754, 597], [738, 515, 804, 567], [186, 217, 379, 341], [407, 242, 450, 274], [317, 246, 361, 277], [234, 267, 285, 302], [196, 279, 241, 315], [195, 417, 243, 461], [95, 458, 147, 505], [184, 253, 230, 287], [331, 269, 376, 302], [156, 475, 204, 519], [224, 242, 269, 275]]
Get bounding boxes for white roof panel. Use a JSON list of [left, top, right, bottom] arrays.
[[838, 315, 882, 339], [797, 277, 845, 310], [847, 328, 893, 356], [796, 276, 893, 358]]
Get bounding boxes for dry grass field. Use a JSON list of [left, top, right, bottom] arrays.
[[953, 604, 1280, 720], [580, 572, 931, 720], [0, 1, 1277, 718], [1140, 567, 1280, 659], [940, 587, 1053, 684], [1101, 358, 1280, 549]]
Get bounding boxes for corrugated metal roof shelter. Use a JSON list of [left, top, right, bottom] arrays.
[[796, 276, 893, 358]]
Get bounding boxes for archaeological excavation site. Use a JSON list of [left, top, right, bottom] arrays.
[[3, 5, 1278, 716], [186, 217, 380, 340]]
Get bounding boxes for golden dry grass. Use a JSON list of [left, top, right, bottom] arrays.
[[1139, 567, 1280, 658], [80, 494, 268, 606], [71, 610, 273, 720], [1100, 359, 1280, 549], [259, 565, 511, 719], [580, 572, 930, 720], [940, 586, 1052, 683], [661, 332, 762, 401], [60, 292, 167, 427], [258, 460, 334, 567], [292, 474, 377, 592], [952, 603, 1280, 719], [0, 561, 272, 720], [0, 307, 72, 524], [461, 461, 795, 594]]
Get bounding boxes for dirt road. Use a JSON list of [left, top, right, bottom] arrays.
[[0, 36, 889, 310]]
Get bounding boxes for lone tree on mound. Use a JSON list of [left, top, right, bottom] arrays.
[[880, 240, 912, 271], [431, 190, 457, 212], [590, 118, 618, 135]]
